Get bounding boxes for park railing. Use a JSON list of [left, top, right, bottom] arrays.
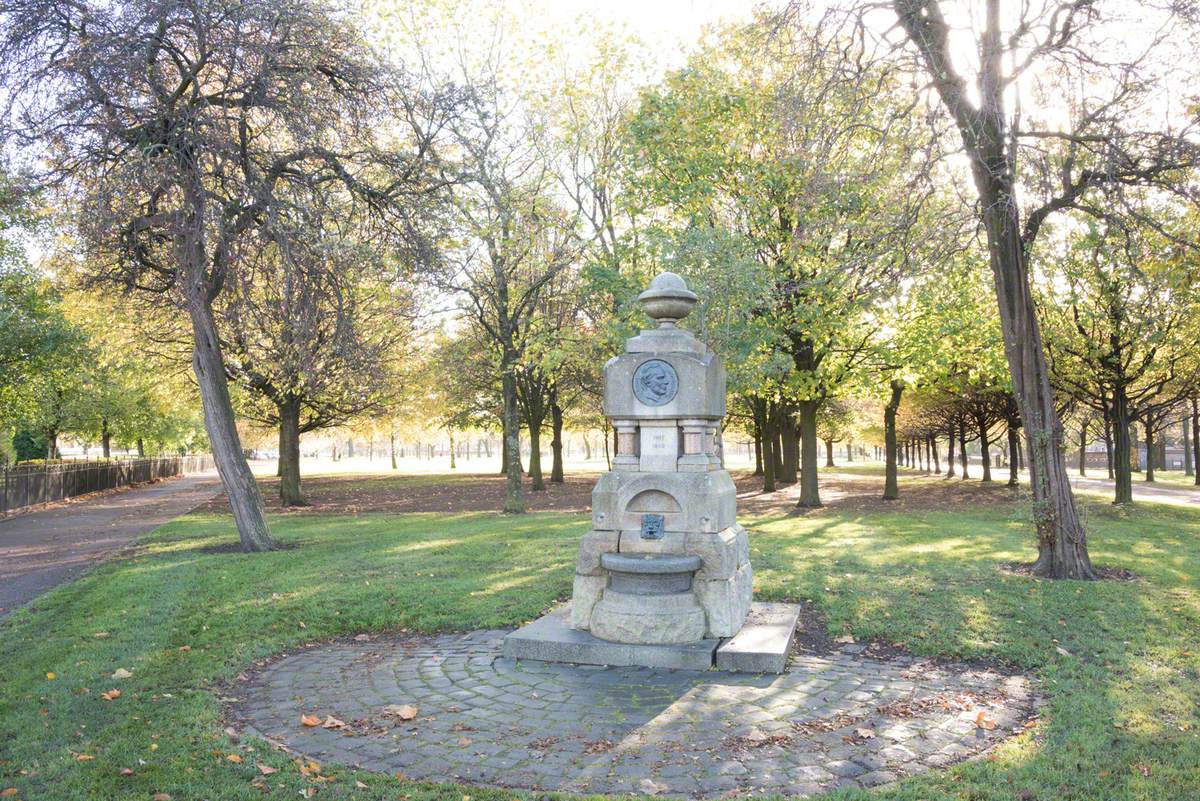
[[0, 454, 215, 516]]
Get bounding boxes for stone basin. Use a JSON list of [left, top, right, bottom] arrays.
[[600, 553, 702, 596]]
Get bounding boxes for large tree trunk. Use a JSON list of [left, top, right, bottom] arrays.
[[883, 381, 902, 500], [187, 297, 275, 551], [550, 393, 565, 484], [796, 399, 822, 508], [1183, 413, 1193, 477], [755, 400, 777, 493], [825, 439, 835, 468], [101, 418, 112, 458], [277, 395, 306, 507], [502, 366, 524, 513], [1112, 386, 1133, 504], [895, 0, 1093, 579], [1103, 402, 1114, 478], [136, 437, 145, 458]]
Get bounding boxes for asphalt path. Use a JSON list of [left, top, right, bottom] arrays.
[[0, 471, 223, 617]]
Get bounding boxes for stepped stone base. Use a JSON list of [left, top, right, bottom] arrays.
[[503, 601, 800, 673]]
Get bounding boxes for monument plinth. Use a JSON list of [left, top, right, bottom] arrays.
[[503, 272, 799, 673]]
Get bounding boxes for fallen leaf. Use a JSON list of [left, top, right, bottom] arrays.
[[119, 768, 134, 776], [1055, 646, 1073, 657], [100, 689, 121, 701], [383, 704, 418, 721], [456, 737, 472, 747], [177, 645, 191, 652], [257, 763, 277, 776], [1, 789, 18, 797], [355, 780, 368, 789], [75, 754, 94, 762], [353, 634, 371, 642], [152, 794, 172, 801], [112, 668, 133, 680], [321, 715, 347, 730], [1132, 763, 1152, 777], [834, 635, 855, 644], [226, 754, 243, 763], [45, 672, 56, 681], [300, 714, 321, 727], [853, 727, 875, 739], [975, 711, 997, 730]]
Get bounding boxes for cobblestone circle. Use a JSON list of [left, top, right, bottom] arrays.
[[231, 629, 1037, 797]]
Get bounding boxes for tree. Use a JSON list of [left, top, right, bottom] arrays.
[[884, 0, 1200, 578], [0, 0, 443, 550], [219, 205, 416, 506], [1040, 217, 1200, 503], [624, 18, 936, 506]]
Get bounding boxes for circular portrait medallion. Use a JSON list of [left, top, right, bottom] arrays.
[[632, 359, 679, 407]]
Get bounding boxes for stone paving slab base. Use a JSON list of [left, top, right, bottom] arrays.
[[231, 628, 1039, 798], [715, 601, 801, 673], [502, 604, 719, 670]]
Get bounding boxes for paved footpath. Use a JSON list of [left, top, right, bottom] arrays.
[[0, 471, 223, 617], [233, 630, 1038, 798]]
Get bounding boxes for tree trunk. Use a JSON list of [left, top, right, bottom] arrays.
[[946, 427, 956, 478], [753, 419, 764, 476], [796, 399, 822, 508], [1078, 420, 1088, 477], [46, 429, 57, 461], [755, 400, 777, 493], [390, 429, 398, 470], [1008, 425, 1020, 487], [931, 435, 940, 474], [1112, 386, 1133, 504], [101, 418, 112, 458], [824, 439, 835, 468], [977, 416, 992, 482], [883, 381, 902, 500], [1144, 414, 1155, 483], [959, 422, 969, 480], [137, 437, 145, 458], [528, 420, 545, 491], [1192, 399, 1200, 486], [502, 367, 524, 512], [846, 440, 854, 462], [1103, 403, 1114, 478], [449, 429, 457, 470], [186, 296, 275, 551], [277, 396, 306, 507], [779, 411, 798, 485], [550, 394, 564, 483]]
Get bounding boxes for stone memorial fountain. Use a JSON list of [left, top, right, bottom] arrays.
[[504, 272, 799, 672]]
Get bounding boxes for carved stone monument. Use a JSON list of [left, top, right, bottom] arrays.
[[571, 271, 752, 644], [503, 272, 799, 673]]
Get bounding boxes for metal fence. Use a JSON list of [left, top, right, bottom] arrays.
[[1, 454, 215, 516]]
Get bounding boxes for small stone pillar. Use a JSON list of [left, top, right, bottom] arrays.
[[570, 272, 753, 644]]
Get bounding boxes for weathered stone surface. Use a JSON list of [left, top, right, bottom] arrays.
[[715, 602, 801, 674], [575, 530, 619, 576], [695, 562, 753, 637], [504, 605, 717, 669], [570, 574, 606, 629], [590, 590, 707, 644]]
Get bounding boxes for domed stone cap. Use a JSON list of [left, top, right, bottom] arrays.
[[637, 271, 697, 327]]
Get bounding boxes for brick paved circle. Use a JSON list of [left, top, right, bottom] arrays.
[[231, 629, 1038, 797]]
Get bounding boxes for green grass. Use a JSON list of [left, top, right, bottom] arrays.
[[1, 476, 1198, 800]]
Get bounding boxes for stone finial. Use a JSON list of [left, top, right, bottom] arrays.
[[637, 271, 697, 328]]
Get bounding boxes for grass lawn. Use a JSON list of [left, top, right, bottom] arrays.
[[1, 471, 1198, 800]]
